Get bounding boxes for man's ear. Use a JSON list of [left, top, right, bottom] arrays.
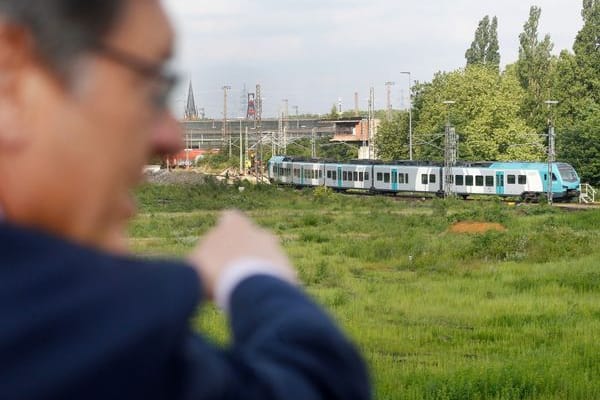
[[0, 22, 33, 150]]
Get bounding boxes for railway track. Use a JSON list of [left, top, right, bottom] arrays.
[[333, 189, 600, 209]]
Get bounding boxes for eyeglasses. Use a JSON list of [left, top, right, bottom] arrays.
[[93, 43, 179, 110]]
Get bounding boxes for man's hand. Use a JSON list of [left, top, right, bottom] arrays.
[[189, 210, 296, 300]]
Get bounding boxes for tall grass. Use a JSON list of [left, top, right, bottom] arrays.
[[132, 183, 600, 399]]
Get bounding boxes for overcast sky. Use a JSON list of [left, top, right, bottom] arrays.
[[163, 0, 584, 118]]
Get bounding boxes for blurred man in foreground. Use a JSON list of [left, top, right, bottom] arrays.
[[0, 1, 370, 399]]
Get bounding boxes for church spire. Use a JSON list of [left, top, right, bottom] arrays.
[[184, 81, 198, 120]]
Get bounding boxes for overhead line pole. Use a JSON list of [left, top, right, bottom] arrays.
[[545, 100, 559, 206], [400, 71, 413, 160], [222, 85, 231, 157]]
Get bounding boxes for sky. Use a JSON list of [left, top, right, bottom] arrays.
[[162, 0, 584, 119]]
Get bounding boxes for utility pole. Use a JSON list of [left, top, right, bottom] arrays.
[[282, 99, 289, 130], [293, 105, 299, 129], [385, 81, 395, 121], [545, 100, 559, 205], [254, 84, 262, 179], [245, 127, 249, 175], [368, 87, 375, 159], [354, 92, 359, 117], [255, 84, 262, 130], [222, 85, 231, 157], [443, 100, 456, 198], [400, 71, 413, 160], [239, 118, 243, 174], [283, 124, 288, 155], [311, 128, 317, 158]]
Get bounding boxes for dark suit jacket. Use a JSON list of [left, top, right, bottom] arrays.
[[0, 223, 370, 399]]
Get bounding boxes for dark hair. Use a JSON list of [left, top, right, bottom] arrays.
[[0, 0, 124, 74]]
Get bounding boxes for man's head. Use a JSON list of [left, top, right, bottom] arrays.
[[0, 0, 182, 253]]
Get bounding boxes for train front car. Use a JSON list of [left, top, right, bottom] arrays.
[[556, 162, 580, 201], [487, 161, 581, 202]]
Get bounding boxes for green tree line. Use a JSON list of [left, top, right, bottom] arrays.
[[376, 1, 600, 185]]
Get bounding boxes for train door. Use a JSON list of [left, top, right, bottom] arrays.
[[300, 166, 304, 186], [496, 172, 504, 195], [391, 168, 398, 191], [337, 166, 342, 188]]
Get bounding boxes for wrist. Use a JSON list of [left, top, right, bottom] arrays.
[[214, 258, 296, 313]]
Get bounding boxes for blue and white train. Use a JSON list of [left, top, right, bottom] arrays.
[[268, 156, 581, 201]]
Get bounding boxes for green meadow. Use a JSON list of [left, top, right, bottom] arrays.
[[131, 181, 600, 400]]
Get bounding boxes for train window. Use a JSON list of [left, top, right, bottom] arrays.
[[485, 176, 494, 187], [429, 174, 436, 184], [359, 172, 364, 181], [399, 173, 404, 184], [353, 171, 358, 181], [446, 175, 454, 184], [343, 171, 347, 181], [455, 175, 464, 186], [332, 171, 337, 180], [476, 176, 484, 186], [319, 170, 323, 179], [327, 170, 332, 179], [507, 175, 516, 184], [421, 174, 428, 185], [552, 173, 557, 181], [365, 172, 370, 181], [518, 175, 527, 185], [376, 172, 382, 181], [384, 173, 390, 183], [466, 176, 474, 186], [405, 174, 409, 184]]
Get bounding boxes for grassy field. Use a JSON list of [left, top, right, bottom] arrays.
[[131, 181, 600, 400]]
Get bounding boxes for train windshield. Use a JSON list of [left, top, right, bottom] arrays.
[[558, 164, 579, 183]]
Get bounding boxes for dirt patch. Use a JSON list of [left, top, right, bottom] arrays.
[[450, 221, 506, 234]]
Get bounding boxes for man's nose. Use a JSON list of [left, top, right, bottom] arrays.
[[150, 112, 183, 156]]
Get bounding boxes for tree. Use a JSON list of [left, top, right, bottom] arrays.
[[411, 65, 542, 162], [574, 0, 600, 102], [552, 0, 600, 184], [374, 112, 410, 160], [558, 102, 600, 184], [516, 6, 555, 133], [465, 16, 500, 69], [328, 104, 339, 120]]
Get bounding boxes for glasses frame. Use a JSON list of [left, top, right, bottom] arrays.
[[93, 43, 179, 109]]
